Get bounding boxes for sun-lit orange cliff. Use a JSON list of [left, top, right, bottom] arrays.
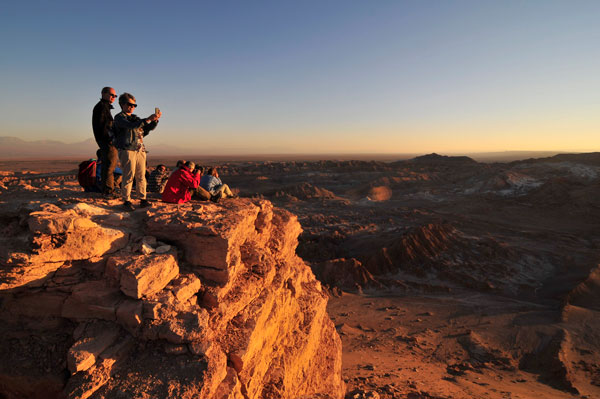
[[0, 198, 344, 399]]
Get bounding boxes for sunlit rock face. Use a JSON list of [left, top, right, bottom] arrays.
[[0, 199, 344, 399]]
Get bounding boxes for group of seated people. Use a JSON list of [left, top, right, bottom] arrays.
[[150, 160, 236, 204], [79, 156, 236, 205]]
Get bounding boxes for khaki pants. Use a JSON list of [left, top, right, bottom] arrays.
[[214, 184, 234, 198], [119, 149, 146, 202]]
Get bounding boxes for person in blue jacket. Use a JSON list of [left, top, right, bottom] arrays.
[[199, 167, 236, 201]]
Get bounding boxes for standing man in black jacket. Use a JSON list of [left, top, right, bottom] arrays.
[[92, 86, 118, 196]]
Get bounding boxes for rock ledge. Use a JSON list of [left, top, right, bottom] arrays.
[[0, 198, 344, 399]]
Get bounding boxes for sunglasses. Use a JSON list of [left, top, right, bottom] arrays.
[[109, 94, 117, 98], [126, 102, 137, 108]]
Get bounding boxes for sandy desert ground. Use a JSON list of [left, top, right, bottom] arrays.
[[1, 152, 599, 399]]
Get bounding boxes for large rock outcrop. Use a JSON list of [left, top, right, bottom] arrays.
[[0, 198, 344, 399]]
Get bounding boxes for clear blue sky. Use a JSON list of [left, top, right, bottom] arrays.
[[1, 1, 599, 154]]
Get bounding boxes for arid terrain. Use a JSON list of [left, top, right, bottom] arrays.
[[1, 152, 600, 399]]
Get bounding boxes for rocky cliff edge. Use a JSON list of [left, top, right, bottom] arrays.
[[0, 198, 344, 399]]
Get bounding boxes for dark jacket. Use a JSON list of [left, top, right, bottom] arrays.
[[113, 112, 158, 151], [92, 99, 114, 148]]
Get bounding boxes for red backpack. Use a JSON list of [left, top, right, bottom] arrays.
[[78, 159, 97, 188]]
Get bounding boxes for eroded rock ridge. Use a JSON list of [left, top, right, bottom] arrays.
[[0, 198, 344, 399]]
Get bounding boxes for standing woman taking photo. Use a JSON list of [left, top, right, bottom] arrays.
[[112, 92, 161, 211]]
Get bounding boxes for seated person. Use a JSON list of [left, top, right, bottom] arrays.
[[161, 161, 200, 204], [147, 164, 169, 193], [189, 165, 211, 201], [200, 167, 236, 200], [168, 159, 186, 177]]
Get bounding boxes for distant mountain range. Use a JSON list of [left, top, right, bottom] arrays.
[[513, 151, 600, 166], [0, 136, 186, 159], [464, 151, 577, 162], [0, 137, 97, 159], [0, 136, 589, 162]]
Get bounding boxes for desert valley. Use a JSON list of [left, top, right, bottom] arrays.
[[1, 152, 599, 399]]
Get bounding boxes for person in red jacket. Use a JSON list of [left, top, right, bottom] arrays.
[[161, 161, 200, 204]]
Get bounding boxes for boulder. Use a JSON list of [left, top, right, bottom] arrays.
[[30, 226, 129, 263], [158, 309, 209, 344], [25, 204, 129, 264], [64, 358, 115, 399], [171, 274, 202, 303], [67, 321, 120, 373], [0, 260, 64, 290], [146, 200, 263, 273], [155, 245, 171, 254], [119, 253, 179, 299], [104, 254, 130, 283], [140, 242, 155, 254], [28, 210, 99, 235], [141, 236, 157, 246]]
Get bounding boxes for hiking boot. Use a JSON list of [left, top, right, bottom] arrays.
[[123, 201, 135, 211], [140, 199, 152, 208]]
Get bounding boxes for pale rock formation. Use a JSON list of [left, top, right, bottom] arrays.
[[0, 199, 344, 399], [140, 242, 155, 254]]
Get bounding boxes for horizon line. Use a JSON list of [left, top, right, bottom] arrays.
[[0, 150, 594, 164]]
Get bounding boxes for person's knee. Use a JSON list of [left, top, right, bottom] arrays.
[[194, 187, 211, 201]]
